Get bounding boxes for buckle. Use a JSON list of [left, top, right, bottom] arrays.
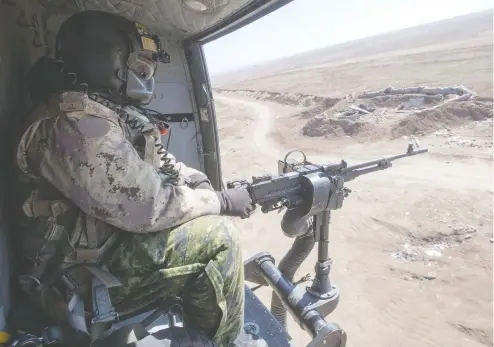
[[91, 310, 118, 325], [59, 271, 79, 294], [91, 278, 118, 325], [74, 248, 100, 262], [48, 202, 67, 218]]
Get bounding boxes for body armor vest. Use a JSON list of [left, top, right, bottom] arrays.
[[14, 91, 168, 324]]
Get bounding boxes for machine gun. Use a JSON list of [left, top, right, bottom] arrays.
[[227, 144, 428, 347]]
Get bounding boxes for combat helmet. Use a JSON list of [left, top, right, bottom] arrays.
[[55, 10, 166, 105]]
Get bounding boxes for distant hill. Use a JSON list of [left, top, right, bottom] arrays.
[[212, 9, 493, 95]]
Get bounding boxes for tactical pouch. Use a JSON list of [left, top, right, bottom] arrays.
[[17, 188, 123, 340]]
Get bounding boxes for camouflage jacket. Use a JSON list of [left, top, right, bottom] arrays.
[[15, 91, 222, 269], [17, 91, 221, 229]]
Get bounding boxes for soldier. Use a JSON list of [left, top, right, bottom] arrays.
[[13, 10, 253, 347]]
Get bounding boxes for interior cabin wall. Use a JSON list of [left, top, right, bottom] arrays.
[[0, 2, 47, 329], [144, 38, 203, 171]]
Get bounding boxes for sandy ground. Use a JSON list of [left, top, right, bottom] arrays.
[[213, 94, 493, 347]]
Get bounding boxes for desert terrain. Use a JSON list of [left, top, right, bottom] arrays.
[[211, 9, 493, 347]]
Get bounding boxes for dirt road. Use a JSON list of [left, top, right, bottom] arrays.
[[215, 94, 493, 347]]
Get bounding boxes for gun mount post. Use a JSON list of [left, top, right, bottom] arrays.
[[309, 211, 336, 299]]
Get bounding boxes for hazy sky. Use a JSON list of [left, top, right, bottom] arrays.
[[203, 0, 493, 75]]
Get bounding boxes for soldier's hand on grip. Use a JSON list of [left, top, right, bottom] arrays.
[[216, 188, 254, 218]]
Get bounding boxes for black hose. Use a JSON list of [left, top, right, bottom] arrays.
[[270, 218, 315, 328]]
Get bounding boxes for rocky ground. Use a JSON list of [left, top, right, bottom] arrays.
[[216, 86, 493, 144]]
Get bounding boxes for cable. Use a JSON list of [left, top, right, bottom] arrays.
[[135, 106, 173, 151], [88, 93, 180, 184]]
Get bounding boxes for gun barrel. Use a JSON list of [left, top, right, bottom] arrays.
[[343, 148, 428, 172]]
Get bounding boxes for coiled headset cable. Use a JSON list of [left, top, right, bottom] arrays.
[[88, 93, 180, 185]]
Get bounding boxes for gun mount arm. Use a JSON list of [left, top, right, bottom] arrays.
[[244, 253, 346, 347]]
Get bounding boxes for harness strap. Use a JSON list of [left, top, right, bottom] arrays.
[[72, 215, 101, 262], [22, 191, 69, 218], [73, 232, 120, 263], [85, 215, 98, 249], [20, 265, 122, 345], [67, 293, 89, 336]]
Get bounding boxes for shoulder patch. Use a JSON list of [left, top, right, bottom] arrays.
[[76, 116, 112, 138], [59, 92, 120, 127], [59, 92, 88, 112]]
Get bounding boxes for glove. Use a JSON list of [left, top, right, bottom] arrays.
[[186, 173, 213, 190], [216, 188, 254, 218]]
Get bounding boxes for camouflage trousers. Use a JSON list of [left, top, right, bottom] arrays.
[[106, 215, 245, 347]]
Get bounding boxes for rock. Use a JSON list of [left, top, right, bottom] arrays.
[[435, 129, 452, 137], [453, 225, 477, 234], [490, 238, 493, 243], [358, 103, 376, 112], [349, 105, 371, 114], [464, 234, 472, 240], [424, 248, 442, 257]]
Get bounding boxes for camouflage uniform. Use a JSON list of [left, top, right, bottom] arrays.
[[14, 91, 244, 346]]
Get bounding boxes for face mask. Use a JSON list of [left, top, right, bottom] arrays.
[[126, 69, 155, 105], [125, 24, 162, 105]]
